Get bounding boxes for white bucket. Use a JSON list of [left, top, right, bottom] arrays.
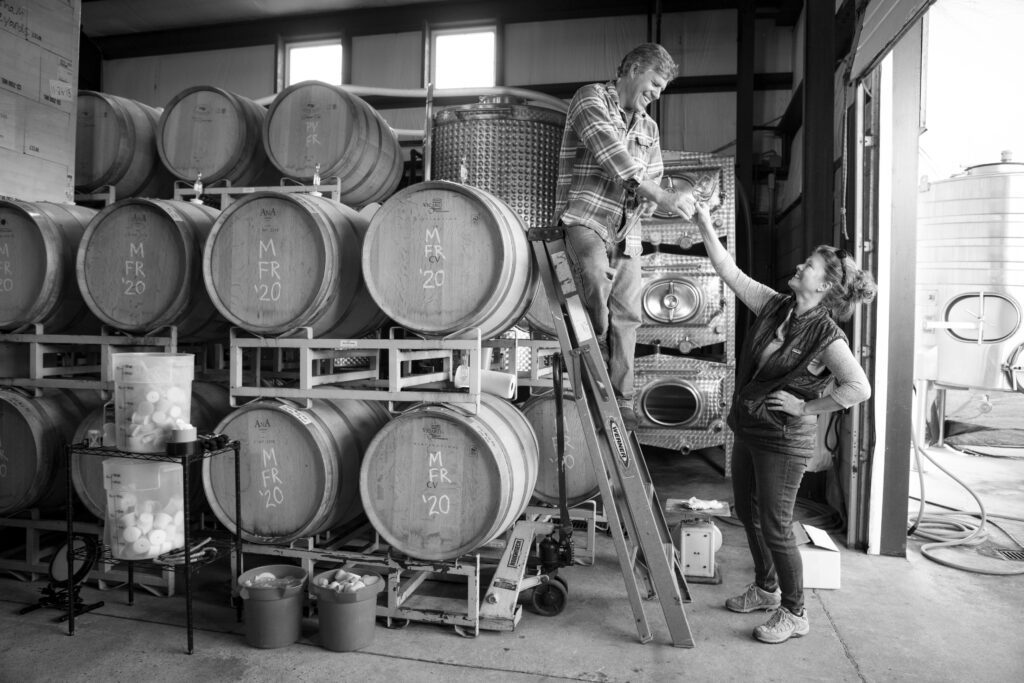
[[112, 353, 194, 453], [103, 458, 185, 560]]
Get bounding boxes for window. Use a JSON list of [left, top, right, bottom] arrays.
[[286, 40, 343, 86], [431, 28, 496, 89]]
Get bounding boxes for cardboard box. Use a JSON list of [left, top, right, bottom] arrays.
[[794, 522, 841, 589], [38, 48, 76, 113], [0, 0, 79, 202], [27, 0, 79, 60], [24, 97, 71, 162], [0, 90, 25, 152]]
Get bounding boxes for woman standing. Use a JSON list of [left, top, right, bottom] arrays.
[[693, 202, 876, 644]]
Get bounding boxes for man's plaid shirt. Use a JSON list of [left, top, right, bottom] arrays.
[[554, 80, 664, 254]]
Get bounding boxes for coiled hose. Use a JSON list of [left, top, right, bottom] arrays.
[[909, 400, 1024, 576]]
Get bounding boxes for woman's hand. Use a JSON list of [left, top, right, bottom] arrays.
[[694, 201, 712, 229], [766, 390, 807, 417]]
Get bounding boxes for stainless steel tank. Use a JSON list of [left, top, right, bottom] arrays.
[[431, 96, 565, 229], [431, 97, 566, 336], [916, 152, 1024, 392]]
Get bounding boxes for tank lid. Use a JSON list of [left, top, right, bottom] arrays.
[[965, 150, 1024, 176]]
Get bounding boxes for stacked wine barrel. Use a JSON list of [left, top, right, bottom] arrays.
[[74, 82, 406, 207], [1, 82, 600, 566]]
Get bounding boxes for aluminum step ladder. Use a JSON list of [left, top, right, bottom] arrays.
[[528, 227, 695, 648]]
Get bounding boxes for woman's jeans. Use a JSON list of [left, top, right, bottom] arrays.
[[563, 225, 642, 402], [731, 436, 812, 613]]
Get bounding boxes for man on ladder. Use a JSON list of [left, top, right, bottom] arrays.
[[554, 42, 698, 431], [535, 42, 702, 647]]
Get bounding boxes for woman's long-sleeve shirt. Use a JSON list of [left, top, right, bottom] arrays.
[[711, 253, 871, 408]]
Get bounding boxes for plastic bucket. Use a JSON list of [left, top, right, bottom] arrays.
[[103, 459, 185, 560], [112, 353, 194, 453], [237, 564, 308, 649], [312, 569, 383, 652]]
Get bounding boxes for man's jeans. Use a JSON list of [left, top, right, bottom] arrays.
[[564, 225, 642, 401], [731, 436, 812, 614]]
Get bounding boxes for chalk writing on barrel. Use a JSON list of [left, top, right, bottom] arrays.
[[259, 446, 285, 508], [256, 238, 282, 302], [122, 242, 146, 295]]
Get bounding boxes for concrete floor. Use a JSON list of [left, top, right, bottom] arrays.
[[2, 443, 1023, 683]]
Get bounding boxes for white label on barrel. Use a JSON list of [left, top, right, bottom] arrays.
[[420, 226, 446, 289], [0, 241, 12, 292], [123, 242, 146, 296], [255, 238, 282, 302], [259, 446, 285, 508], [161, 203, 183, 223], [278, 404, 312, 425]]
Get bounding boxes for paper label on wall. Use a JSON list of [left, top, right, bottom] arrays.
[[48, 78, 71, 102]]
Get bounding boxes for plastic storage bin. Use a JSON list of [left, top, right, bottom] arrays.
[[311, 569, 383, 651], [237, 564, 309, 649], [112, 353, 194, 453], [103, 459, 185, 560]]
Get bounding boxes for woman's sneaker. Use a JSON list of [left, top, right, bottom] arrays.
[[753, 607, 809, 644], [725, 583, 781, 613]]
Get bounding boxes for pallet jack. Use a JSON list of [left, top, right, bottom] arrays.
[[478, 361, 576, 622]]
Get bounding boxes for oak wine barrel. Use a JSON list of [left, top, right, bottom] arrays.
[[0, 388, 103, 515], [202, 398, 390, 544], [75, 91, 173, 198], [519, 392, 601, 507], [263, 80, 403, 207], [0, 200, 99, 333], [202, 191, 387, 338], [359, 393, 539, 561], [157, 86, 274, 187], [523, 279, 557, 338], [362, 181, 535, 340], [71, 380, 232, 520], [75, 198, 226, 338]]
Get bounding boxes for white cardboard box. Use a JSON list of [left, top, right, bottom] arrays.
[[794, 522, 841, 589]]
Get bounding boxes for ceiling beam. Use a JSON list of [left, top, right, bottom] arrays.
[[87, 0, 802, 59]]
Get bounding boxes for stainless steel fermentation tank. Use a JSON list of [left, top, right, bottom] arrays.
[[430, 97, 566, 336], [916, 152, 1024, 393], [430, 96, 565, 230]]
